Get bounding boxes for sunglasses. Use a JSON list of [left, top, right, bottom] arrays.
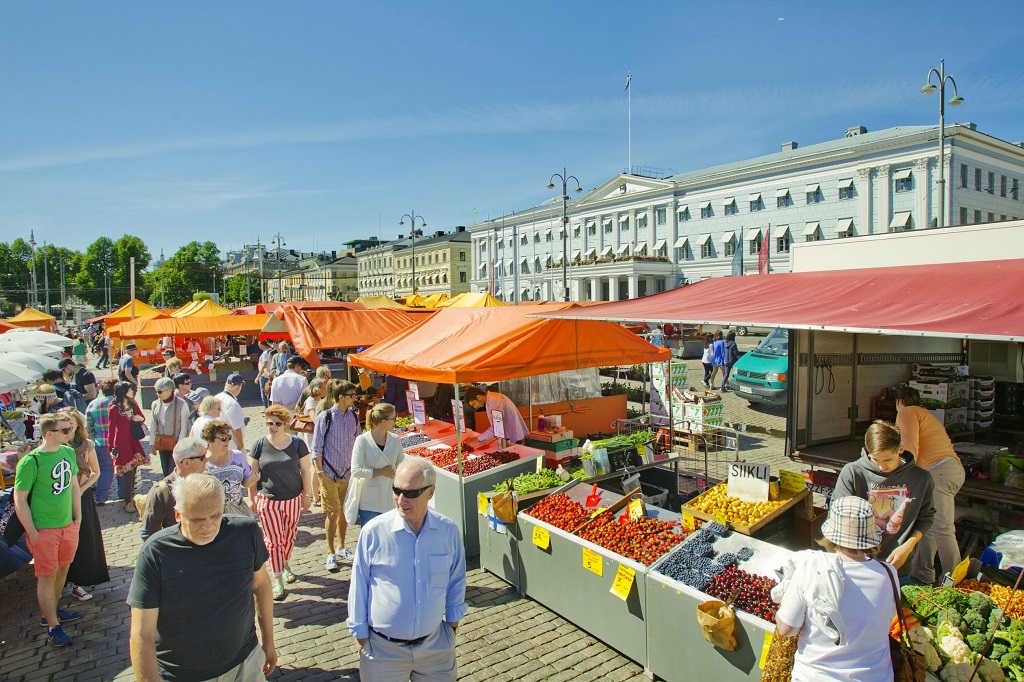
[[213, 436, 231, 443], [343, 393, 357, 398], [266, 420, 284, 427], [53, 426, 73, 435], [392, 484, 433, 499], [183, 454, 206, 462]]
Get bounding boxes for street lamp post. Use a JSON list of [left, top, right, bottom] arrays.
[[921, 59, 964, 229], [547, 168, 582, 302], [399, 211, 426, 297], [273, 233, 286, 302]]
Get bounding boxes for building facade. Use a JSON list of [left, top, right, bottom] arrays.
[[274, 253, 358, 302], [468, 123, 1024, 301], [356, 228, 472, 299]]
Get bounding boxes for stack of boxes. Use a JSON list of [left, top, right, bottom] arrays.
[[649, 360, 688, 422], [681, 393, 724, 434], [909, 364, 970, 434], [969, 376, 995, 431], [523, 416, 579, 468]]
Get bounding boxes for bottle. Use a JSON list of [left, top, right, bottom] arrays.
[[537, 409, 546, 432]]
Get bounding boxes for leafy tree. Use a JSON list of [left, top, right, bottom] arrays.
[[0, 240, 34, 310], [224, 274, 262, 307], [74, 235, 151, 310], [149, 241, 221, 307]]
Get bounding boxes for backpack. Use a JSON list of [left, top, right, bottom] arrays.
[[55, 385, 88, 414]]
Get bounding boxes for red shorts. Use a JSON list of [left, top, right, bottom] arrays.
[[27, 521, 80, 577]]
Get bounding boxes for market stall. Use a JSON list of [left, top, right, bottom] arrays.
[[270, 306, 420, 368], [6, 308, 56, 332]]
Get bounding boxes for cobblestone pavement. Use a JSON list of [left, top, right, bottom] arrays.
[[0, 400, 651, 682]]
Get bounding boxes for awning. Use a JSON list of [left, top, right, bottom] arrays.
[[720, 231, 736, 244], [890, 212, 912, 229], [619, 216, 629, 224], [520, 257, 528, 267], [674, 236, 689, 249], [350, 304, 671, 383], [805, 183, 820, 193], [585, 220, 595, 229], [837, 178, 854, 189], [524, 259, 1024, 342], [585, 247, 597, 259], [837, 218, 854, 234], [117, 314, 271, 340], [506, 259, 515, 268], [571, 250, 581, 260], [722, 197, 735, 206], [700, 200, 712, 210], [653, 239, 667, 252], [635, 243, 648, 255], [745, 229, 762, 242], [272, 307, 421, 367], [542, 229, 551, 239], [601, 246, 614, 258], [603, 218, 612, 227], [677, 206, 688, 215], [775, 188, 790, 198], [803, 222, 820, 236], [894, 169, 913, 180], [616, 244, 630, 255], [776, 225, 790, 236], [697, 233, 712, 245], [748, 192, 762, 202]]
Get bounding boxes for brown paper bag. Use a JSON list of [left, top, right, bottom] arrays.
[[491, 486, 517, 524], [696, 600, 738, 651]]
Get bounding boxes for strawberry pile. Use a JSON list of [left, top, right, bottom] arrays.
[[525, 493, 590, 532]]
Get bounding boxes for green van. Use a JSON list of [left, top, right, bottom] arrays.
[[728, 327, 788, 406]]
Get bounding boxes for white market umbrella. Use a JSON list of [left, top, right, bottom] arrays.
[[0, 360, 40, 383], [0, 338, 65, 357], [0, 350, 60, 372], [0, 367, 31, 391], [0, 330, 72, 347]]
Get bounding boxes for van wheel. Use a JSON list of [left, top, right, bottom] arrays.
[[737, 326, 747, 336]]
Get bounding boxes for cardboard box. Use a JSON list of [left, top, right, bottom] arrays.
[[524, 437, 579, 452], [969, 408, 995, 420], [544, 449, 578, 468], [526, 430, 574, 443], [927, 407, 969, 433], [970, 376, 996, 389], [910, 379, 970, 408]]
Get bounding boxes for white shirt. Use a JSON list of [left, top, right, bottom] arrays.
[[214, 390, 245, 448], [270, 370, 308, 415], [777, 559, 897, 682], [350, 431, 404, 513], [190, 414, 216, 441], [258, 349, 272, 376]]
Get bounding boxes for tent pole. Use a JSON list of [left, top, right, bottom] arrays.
[[454, 383, 466, 545], [667, 358, 676, 493]]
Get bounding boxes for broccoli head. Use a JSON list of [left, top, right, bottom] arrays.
[[965, 610, 989, 633], [994, 625, 1024, 653], [1000, 650, 1024, 670], [968, 591, 995, 619], [936, 608, 965, 630], [968, 631, 993, 655]]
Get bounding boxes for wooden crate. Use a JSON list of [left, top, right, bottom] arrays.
[[681, 483, 812, 535]]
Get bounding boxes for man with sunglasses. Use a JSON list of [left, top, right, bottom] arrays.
[[13, 412, 83, 647], [347, 457, 467, 681], [140, 438, 209, 542], [312, 381, 359, 571]]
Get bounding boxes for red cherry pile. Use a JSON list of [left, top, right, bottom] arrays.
[[525, 493, 590, 532], [578, 514, 687, 565], [407, 446, 459, 468], [704, 566, 778, 623]]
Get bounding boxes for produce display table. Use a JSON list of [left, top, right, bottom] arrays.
[[645, 532, 789, 681], [428, 444, 543, 557], [517, 484, 682, 670]]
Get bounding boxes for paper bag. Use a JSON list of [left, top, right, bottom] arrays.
[[696, 600, 738, 651]]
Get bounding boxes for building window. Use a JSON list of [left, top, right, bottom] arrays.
[[587, 222, 596, 236], [974, 209, 982, 223], [837, 219, 855, 239], [677, 207, 690, 222], [675, 245, 690, 261], [459, 271, 467, 283], [1013, 178, 1020, 200], [1001, 175, 1008, 197], [636, 213, 648, 229], [776, 191, 791, 208], [459, 251, 466, 262], [988, 171, 995, 194], [988, 212, 996, 222], [806, 185, 823, 204], [535, 257, 542, 271], [748, 236, 762, 254], [894, 170, 913, 193], [602, 221, 612, 233], [961, 164, 969, 188], [724, 199, 738, 215], [520, 234, 528, 246], [619, 218, 629, 231], [700, 241, 712, 259], [975, 168, 983, 191], [655, 207, 666, 224], [960, 207, 969, 225], [724, 237, 736, 257], [700, 204, 714, 219], [573, 226, 581, 237], [839, 185, 854, 200], [750, 197, 764, 211], [777, 233, 790, 253], [533, 233, 541, 243]]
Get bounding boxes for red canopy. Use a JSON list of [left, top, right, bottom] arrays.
[[530, 259, 1024, 342], [349, 303, 671, 383], [274, 307, 420, 367], [232, 301, 365, 315]]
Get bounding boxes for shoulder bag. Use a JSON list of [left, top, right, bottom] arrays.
[[883, 563, 926, 682], [152, 400, 179, 452], [129, 403, 149, 441]]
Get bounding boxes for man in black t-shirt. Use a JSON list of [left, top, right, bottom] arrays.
[[72, 364, 97, 401], [118, 344, 139, 389], [127, 473, 278, 681]]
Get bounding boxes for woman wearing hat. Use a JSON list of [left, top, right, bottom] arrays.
[[775, 495, 899, 681]]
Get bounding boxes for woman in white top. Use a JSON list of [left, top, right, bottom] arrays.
[[189, 396, 222, 440], [775, 495, 899, 682], [348, 402, 404, 526]]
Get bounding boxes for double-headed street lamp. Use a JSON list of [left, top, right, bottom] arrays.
[[273, 233, 287, 302], [921, 59, 964, 228], [548, 168, 582, 302], [399, 211, 426, 296]]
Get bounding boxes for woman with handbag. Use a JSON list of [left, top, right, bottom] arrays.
[[774, 495, 900, 681], [202, 420, 259, 517], [107, 381, 148, 513], [346, 403, 404, 527], [149, 377, 192, 477], [61, 408, 109, 602]]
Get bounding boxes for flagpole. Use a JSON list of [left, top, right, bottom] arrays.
[[626, 72, 632, 174]]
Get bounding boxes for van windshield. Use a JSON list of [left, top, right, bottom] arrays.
[[753, 328, 788, 357]]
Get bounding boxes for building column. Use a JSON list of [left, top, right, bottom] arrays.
[[647, 205, 657, 257], [613, 212, 622, 253], [607, 276, 618, 301], [857, 167, 873, 236], [915, 157, 932, 229], [876, 164, 891, 233], [670, 199, 680, 264], [628, 276, 638, 299], [590, 276, 599, 301]]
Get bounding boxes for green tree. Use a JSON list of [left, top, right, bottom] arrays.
[[0, 240, 34, 310], [223, 274, 261, 307], [74, 235, 151, 310], [74, 237, 116, 309], [149, 241, 221, 307]]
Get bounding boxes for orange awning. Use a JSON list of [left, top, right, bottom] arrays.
[[116, 314, 269, 339], [171, 299, 232, 317], [349, 303, 670, 383], [100, 299, 164, 324], [273, 307, 421, 367], [7, 307, 56, 331]]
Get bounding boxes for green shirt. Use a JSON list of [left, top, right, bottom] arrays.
[[14, 445, 79, 529], [72, 341, 86, 356]]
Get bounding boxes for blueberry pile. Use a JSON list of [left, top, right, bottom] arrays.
[[714, 552, 738, 568], [687, 542, 715, 558], [691, 528, 714, 544], [399, 433, 431, 448], [702, 521, 730, 537], [737, 547, 755, 561]]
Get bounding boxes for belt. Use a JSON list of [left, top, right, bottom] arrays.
[[371, 628, 428, 646]]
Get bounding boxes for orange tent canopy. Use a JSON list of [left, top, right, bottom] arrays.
[[273, 307, 421, 367], [349, 303, 670, 384], [7, 307, 56, 331], [171, 299, 232, 317], [117, 314, 269, 339], [232, 301, 366, 315]]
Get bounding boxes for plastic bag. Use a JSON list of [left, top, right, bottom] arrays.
[[696, 600, 738, 650], [1005, 464, 1024, 490], [991, 530, 1024, 570]]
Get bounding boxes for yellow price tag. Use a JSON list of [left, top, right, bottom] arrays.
[[628, 498, 645, 520], [779, 469, 806, 493], [589, 507, 607, 518], [682, 512, 695, 533], [532, 525, 550, 550], [715, 512, 729, 526], [610, 564, 636, 600], [477, 493, 488, 516], [950, 556, 971, 585], [636, 444, 646, 456], [759, 631, 773, 669], [582, 548, 603, 576]]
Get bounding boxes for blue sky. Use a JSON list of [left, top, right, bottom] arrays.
[[1, 2, 1021, 260]]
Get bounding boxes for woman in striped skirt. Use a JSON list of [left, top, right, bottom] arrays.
[[248, 404, 313, 601]]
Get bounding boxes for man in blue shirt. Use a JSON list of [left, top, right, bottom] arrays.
[[347, 457, 467, 681]]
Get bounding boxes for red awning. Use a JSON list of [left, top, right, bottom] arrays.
[[530, 259, 1024, 342], [273, 307, 420, 367]]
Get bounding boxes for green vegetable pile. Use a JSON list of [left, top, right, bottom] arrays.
[[493, 466, 587, 494], [395, 416, 414, 428], [587, 436, 635, 450], [624, 430, 654, 445]]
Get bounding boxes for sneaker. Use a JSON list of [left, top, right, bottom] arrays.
[[72, 586, 93, 601], [325, 553, 339, 573], [48, 624, 72, 647], [39, 609, 82, 627], [337, 548, 355, 562]]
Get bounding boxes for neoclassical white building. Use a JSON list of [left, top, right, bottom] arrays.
[[468, 123, 1024, 302]]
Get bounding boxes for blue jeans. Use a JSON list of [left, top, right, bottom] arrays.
[[358, 509, 381, 526], [258, 375, 270, 409], [96, 348, 109, 369], [94, 444, 115, 503]]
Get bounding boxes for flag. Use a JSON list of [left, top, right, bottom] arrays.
[[731, 227, 743, 276], [758, 225, 770, 275], [625, 72, 631, 91]]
